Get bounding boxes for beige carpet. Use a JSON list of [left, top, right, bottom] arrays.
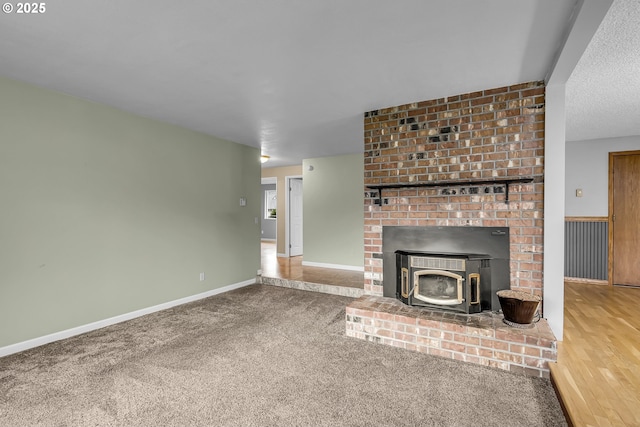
[[0, 284, 566, 426]]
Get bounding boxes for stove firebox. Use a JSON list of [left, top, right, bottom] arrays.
[[396, 251, 491, 314], [383, 226, 511, 312]]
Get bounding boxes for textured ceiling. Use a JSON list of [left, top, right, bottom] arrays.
[[0, 0, 627, 166], [566, 0, 640, 142]]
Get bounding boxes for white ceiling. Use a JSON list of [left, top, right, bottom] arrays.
[[566, 0, 640, 142], [0, 1, 633, 167]]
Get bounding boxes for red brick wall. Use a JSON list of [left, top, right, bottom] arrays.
[[363, 81, 545, 298]]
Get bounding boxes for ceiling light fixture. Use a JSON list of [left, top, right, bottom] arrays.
[[260, 155, 270, 163]]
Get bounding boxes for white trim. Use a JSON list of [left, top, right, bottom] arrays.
[[277, 253, 288, 258], [301, 261, 364, 272], [543, 84, 566, 341], [260, 238, 276, 242], [261, 177, 277, 185], [0, 279, 255, 358]]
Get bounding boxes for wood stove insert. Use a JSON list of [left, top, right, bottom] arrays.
[[396, 251, 491, 314]]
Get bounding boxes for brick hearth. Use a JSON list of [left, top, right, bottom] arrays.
[[346, 295, 556, 378]]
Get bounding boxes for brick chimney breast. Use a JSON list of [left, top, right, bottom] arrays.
[[363, 81, 545, 297]]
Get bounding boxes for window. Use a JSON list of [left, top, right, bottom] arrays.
[[265, 189, 277, 219]]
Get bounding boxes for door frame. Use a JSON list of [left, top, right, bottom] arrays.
[[607, 150, 640, 286], [284, 175, 303, 257]]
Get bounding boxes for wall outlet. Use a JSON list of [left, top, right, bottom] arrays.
[[199, 272, 205, 281]]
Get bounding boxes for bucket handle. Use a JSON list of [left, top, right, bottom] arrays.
[[532, 311, 541, 323]]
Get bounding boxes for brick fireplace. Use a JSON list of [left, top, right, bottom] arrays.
[[363, 81, 545, 296], [346, 81, 556, 377]]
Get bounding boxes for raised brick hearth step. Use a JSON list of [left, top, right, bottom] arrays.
[[259, 276, 364, 298], [346, 295, 556, 378]]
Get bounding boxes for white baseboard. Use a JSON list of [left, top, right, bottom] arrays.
[[277, 253, 288, 258], [0, 278, 256, 358], [301, 261, 364, 272], [564, 276, 608, 286]]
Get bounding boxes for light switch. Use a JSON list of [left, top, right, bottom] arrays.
[[239, 197, 247, 206], [575, 189, 583, 198]]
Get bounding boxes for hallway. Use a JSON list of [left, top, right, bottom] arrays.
[[260, 241, 363, 289]]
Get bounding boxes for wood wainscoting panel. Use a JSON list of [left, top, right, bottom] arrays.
[[564, 217, 608, 281], [564, 216, 608, 222]]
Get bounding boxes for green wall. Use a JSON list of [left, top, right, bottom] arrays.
[[0, 76, 260, 348], [302, 154, 363, 268]]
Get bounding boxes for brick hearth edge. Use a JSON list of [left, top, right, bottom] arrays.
[[346, 295, 556, 378]]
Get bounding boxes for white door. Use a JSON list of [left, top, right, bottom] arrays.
[[289, 178, 303, 256]]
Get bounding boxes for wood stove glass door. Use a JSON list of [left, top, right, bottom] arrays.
[[413, 270, 463, 306]]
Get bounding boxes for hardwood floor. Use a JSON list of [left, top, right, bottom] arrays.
[[550, 281, 640, 427], [260, 241, 364, 289]]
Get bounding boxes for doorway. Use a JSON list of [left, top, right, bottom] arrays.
[[608, 150, 640, 286], [260, 177, 277, 243]]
